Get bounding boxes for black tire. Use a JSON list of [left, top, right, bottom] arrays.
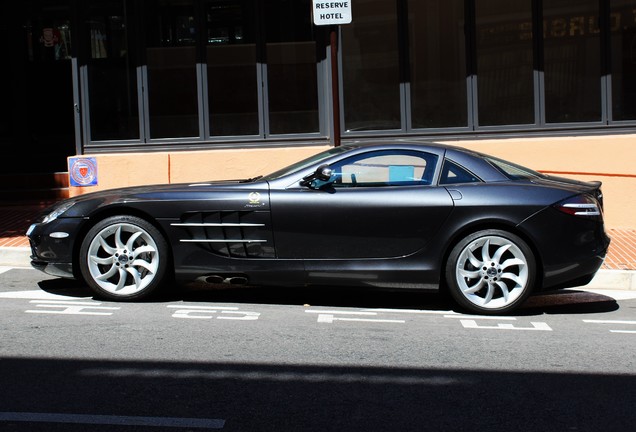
[[79, 215, 169, 301], [445, 229, 536, 315]]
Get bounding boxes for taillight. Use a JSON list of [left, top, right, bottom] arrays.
[[595, 189, 604, 211], [555, 194, 602, 217]]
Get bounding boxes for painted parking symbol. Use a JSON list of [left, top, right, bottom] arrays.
[[26, 300, 120, 316], [445, 315, 552, 331], [167, 305, 260, 320]]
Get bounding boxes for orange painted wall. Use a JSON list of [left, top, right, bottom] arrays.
[[168, 146, 331, 183], [440, 135, 635, 229]]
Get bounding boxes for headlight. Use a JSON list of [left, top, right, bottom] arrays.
[[42, 201, 75, 224]]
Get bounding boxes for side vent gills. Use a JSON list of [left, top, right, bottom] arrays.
[[171, 210, 275, 258]]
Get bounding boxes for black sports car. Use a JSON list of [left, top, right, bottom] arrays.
[[27, 142, 610, 315]]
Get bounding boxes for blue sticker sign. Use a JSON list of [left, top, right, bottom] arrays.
[[69, 157, 98, 187]]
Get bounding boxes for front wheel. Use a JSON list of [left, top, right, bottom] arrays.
[[79, 215, 169, 301], [445, 230, 536, 315]]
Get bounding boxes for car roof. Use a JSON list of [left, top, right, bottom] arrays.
[[341, 139, 488, 159], [277, 140, 510, 184]]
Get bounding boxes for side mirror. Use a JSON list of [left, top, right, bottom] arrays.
[[301, 164, 334, 188], [314, 164, 333, 181]]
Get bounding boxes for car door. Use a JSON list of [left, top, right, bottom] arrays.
[[269, 149, 455, 260]]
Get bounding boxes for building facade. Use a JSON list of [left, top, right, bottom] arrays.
[[2, 0, 635, 227]]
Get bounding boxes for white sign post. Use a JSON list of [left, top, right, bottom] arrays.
[[311, 1, 352, 147], [311, 1, 352, 26]]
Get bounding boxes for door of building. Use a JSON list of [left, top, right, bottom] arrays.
[[2, 1, 76, 176]]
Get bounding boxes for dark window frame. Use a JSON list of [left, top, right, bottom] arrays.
[[72, 0, 636, 154], [340, 0, 636, 140], [78, 0, 329, 150]]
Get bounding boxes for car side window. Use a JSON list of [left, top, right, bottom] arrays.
[[330, 150, 438, 188], [439, 160, 481, 185]]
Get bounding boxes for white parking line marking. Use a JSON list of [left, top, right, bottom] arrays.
[[0, 290, 90, 300], [583, 319, 636, 334], [363, 308, 458, 315], [305, 310, 405, 324], [26, 300, 120, 316], [459, 320, 552, 331], [217, 310, 260, 320], [583, 319, 636, 325], [0, 412, 225, 429], [442, 314, 552, 331], [317, 315, 405, 324], [305, 310, 377, 315], [167, 305, 239, 310], [30, 300, 98, 305]]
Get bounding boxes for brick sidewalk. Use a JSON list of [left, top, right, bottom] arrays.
[[0, 201, 634, 270], [601, 228, 636, 270]]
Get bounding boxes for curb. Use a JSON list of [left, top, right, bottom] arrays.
[[1, 246, 634, 291], [585, 269, 636, 291], [0, 247, 31, 268]]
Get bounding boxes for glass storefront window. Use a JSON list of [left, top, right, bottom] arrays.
[[265, 0, 319, 135], [543, 0, 602, 123], [70, 0, 636, 148], [610, 0, 636, 121], [86, 1, 140, 141], [206, 0, 259, 136], [476, 0, 534, 126], [145, 0, 199, 139], [342, 0, 401, 132], [409, 0, 467, 129]]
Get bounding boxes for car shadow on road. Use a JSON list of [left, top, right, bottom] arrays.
[[180, 283, 455, 311], [34, 277, 621, 316], [519, 289, 620, 315], [2, 357, 636, 432]]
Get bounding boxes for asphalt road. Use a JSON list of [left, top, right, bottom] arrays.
[[1, 266, 635, 431]]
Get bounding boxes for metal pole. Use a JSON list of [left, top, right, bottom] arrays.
[[330, 25, 341, 147]]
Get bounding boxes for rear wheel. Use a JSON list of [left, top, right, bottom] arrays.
[[445, 229, 536, 315], [79, 215, 169, 301]]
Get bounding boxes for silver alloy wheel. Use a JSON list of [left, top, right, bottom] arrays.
[[85, 222, 160, 297], [454, 235, 529, 310]]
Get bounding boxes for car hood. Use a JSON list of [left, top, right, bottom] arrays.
[[52, 179, 266, 218]]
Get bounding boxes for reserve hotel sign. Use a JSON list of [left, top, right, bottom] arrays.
[[312, 1, 352, 25]]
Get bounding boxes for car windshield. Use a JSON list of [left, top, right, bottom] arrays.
[[261, 146, 353, 180], [485, 156, 544, 180]]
